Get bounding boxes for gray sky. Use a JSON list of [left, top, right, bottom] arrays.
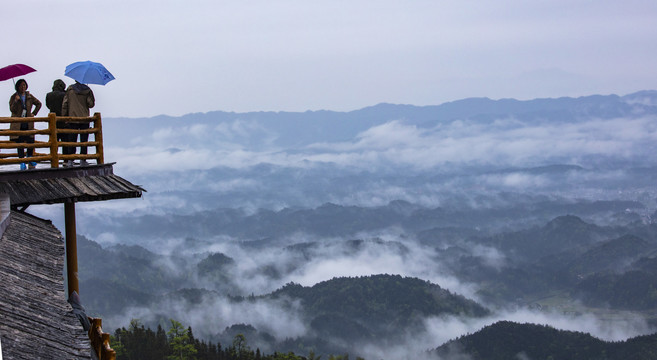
[[5, 0, 657, 118]]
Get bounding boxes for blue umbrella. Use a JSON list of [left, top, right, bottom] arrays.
[[65, 61, 115, 85]]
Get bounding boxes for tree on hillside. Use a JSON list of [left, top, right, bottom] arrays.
[[114, 319, 167, 360], [230, 334, 250, 359], [167, 319, 198, 360]]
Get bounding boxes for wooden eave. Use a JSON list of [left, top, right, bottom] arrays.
[[0, 163, 143, 208], [0, 210, 91, 359]]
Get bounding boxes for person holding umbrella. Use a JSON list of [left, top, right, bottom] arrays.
[[62, 81, 95, 166], [62, 61, 114, 167], [9, 78, 41, 170]]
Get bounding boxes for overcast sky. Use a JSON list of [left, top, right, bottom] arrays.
[[5, 0, 657, 118]]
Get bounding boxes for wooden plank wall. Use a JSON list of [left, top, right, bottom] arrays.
[[0, 211, 91, 359]]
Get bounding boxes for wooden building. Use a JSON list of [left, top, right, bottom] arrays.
[[0, 114, 143, 359]]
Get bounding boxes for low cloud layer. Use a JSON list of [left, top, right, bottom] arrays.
[[107, 114, 657, 177], [83, 229, 657, 357], [63, 108, 657, 221], [109, 296, 308, 346]]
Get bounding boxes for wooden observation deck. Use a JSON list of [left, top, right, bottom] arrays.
[[0, 113, 143, 360]]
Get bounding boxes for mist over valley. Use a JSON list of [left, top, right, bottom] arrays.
[[31, 91, 657, 359]]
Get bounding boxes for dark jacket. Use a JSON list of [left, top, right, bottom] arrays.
[[46, 79, 67, 116]]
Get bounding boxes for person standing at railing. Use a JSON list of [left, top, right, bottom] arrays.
[[46, 79, 75, 166], [9, 79, 41, 170], [62, 81, 94, 166]]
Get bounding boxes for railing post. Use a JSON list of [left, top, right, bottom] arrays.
[[88, 317, 116, 360], [48, 113, 59, 168], [102, 333, 116, 360], [94, 113, 104, 165], [90, 318, 102, 358]]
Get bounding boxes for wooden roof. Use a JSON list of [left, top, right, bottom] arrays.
[[0, 210, 91, 359], [0, 163, 143, 208]]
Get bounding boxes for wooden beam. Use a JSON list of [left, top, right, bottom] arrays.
[[64, 201, 79, 297]]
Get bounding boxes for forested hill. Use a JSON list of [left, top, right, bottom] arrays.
[[268, 275, 489, 341], [270, 274, 489, 318], [432, 321, 657, 359], [76, 203, 657, 357]]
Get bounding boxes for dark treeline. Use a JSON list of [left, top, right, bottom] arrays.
[[432, 321, 657, 360], [112, 319, 363, 360]]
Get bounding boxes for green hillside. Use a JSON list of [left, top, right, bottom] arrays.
[[433, 321, 657, 360], [269, 274, 489, 340]]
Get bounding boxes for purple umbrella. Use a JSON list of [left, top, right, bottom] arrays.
[[0, 64, 36, 82]]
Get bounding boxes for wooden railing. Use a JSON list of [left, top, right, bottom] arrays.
[[88, 317, 116, 360], [0, 112, 104, 168]]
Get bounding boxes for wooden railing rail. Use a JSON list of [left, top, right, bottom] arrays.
[[0, 112, 104, 168], [88, 317, 116, 360]]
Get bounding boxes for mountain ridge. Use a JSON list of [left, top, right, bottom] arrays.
[[102, 90, 657, 151], [432, 320, 657, 360], [109, 90, 657, 121]]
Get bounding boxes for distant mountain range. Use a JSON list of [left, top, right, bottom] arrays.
[[104, 90, 657, 150], [83, 198, 649, 244], [80, 89, 657, 222]]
